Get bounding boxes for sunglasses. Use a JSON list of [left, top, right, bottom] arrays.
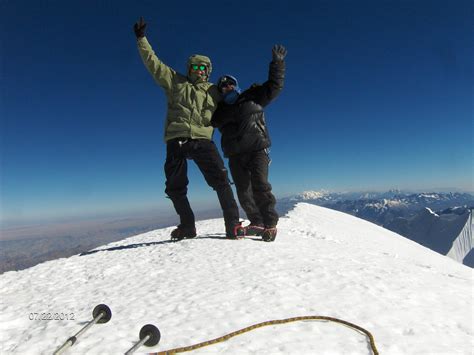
[[191, 64, 207, 71], [218, 77, 236, 88], [220, 81, 235, 88]]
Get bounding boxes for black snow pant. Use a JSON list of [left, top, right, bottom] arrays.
[[164, 138, 240, 233], [228, 149, 279, 228]]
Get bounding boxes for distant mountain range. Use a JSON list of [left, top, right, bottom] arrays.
[[277, 191, 474, 267]]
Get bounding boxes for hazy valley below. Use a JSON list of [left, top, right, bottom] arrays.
[[0, 209, 222, 274], [2, 190, 473, 273]]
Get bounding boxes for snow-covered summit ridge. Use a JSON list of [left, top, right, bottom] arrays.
[[0, 203, 471, 355], [423, 207, 440, 217]]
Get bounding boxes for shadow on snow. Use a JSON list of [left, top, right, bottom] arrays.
[[79, 234, 261, 256]]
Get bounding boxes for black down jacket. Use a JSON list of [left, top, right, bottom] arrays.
[[211, 60, 285, 157]]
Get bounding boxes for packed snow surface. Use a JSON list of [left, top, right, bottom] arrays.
[[0, 203, 472, 354]]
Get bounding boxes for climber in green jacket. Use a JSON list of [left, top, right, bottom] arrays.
[[134, 17, 243, 240]]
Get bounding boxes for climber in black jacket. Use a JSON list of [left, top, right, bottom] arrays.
[[211, 45, 287, 242]]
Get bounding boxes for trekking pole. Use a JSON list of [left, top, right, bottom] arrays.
[[53, 304, 112, 355], [124, 324, 161, 354]]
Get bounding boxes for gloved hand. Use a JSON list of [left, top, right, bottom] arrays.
[[133, 17, 147, 39], [272, 44, 287, 62]]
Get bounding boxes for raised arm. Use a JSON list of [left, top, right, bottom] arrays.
[[134, 17, 176, 92], [252, 45, 287, 107]]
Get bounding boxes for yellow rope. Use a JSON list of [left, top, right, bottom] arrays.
[[150, 316, 379, 355]]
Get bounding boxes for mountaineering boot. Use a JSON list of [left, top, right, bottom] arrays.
[[245, 223, 265, 236], [262, 227, 277, 242], [226, 222, 246, 239], [170, 225, 197, 241]]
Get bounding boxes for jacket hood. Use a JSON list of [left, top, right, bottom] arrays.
[[187, 54, 212, 83], [217, 75, 241, 94]]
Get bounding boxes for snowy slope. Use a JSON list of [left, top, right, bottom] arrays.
[[0, 203, 472, 355]]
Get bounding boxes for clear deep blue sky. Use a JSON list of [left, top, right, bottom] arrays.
[[1, 0, 473, 226]]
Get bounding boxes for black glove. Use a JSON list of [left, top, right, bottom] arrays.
[[272, 44, 287, 62], [133, 17, 147, 39]]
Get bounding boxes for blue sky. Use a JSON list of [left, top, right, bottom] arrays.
[[1, 0, 473, 226]]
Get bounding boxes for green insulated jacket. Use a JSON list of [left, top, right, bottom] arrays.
[[137, 37, 221, 142]]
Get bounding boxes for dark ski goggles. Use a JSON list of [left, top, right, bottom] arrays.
[[220, 81, 235, 88], [191, 64, 207, 71], [218, 76, 236, 88]]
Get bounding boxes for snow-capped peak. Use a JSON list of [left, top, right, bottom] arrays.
[[365, 199, 407, 210], [292, 190, 329, 200], [418, 193, 442, 200]]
